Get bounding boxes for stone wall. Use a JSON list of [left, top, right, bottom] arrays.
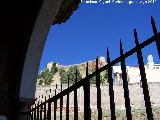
[[35, 83, 160, 111]]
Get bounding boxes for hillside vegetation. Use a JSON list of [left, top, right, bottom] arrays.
[[37, 57, 108, 85]]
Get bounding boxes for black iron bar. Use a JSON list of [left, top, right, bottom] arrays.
[[31, 109, 33, 120], [151, 16, 160, 59], [40, 102, 43, 120], [74, 69, 78, 120], [54, 89, 57, 120], [107, 48, 116, 120], [60, 83, 63, 120], [134, 29, 153, 120], [48, 101, 51, 120], [34, 104, 36, 120], [31, 106, 33, 120], [120, 40, 132, 120], [66, 75, 70, 120], [96, 57, 102, 120], [37, 102, 39, 120], [44, 97, 47, 120], [83, 62, 91, 120]]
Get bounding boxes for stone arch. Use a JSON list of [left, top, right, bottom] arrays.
[[20, 0, 63, 104], [18, 0, 63, 119]]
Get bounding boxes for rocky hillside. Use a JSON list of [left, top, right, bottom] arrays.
[[37, 56, 107, 85]]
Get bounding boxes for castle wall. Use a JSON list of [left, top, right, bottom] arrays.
[[127, 66, 160, 83], [127, 67, 141, 83]]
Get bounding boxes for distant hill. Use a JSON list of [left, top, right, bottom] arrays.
[[37, 57, 108, 85]]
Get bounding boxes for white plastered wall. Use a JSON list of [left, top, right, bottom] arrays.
[[19, 0, 63, 102]]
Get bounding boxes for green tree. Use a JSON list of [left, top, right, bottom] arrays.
[[100, 70, 108, 85], [68, 66, 82, 84], [50, 62, 58, 74], [59, 66, 82, 84], [40, 69, 53, 85], [37, 62, 58, 85], [89, 70, 108, 85], [59, 68, 68, 84]]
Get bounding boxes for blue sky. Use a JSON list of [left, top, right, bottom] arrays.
[[39, 1, 160, 71]]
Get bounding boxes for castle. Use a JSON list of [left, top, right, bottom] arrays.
[[44, 55, 160, 85]]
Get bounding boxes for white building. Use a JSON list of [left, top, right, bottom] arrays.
[[113, 55, 160, 84]]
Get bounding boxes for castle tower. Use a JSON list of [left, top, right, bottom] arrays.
[[147, 55, 154, 69]]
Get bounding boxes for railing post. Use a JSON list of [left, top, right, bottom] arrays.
[[49, 89, 52, 98], [47, 101, 51, 120], [96, 57, 102, 120], [54, 88, 57, 120], [31, 106, 33, 120], [66, 75, 70, 120], [34, 104, 36, 120], [60, 83, 63, 120], [42, 95, 43, 102], [83, 62, 91, 120], [27, 105, 31, 120], [120, 40, 132, 120], [107, 48, 116, 120], [74, 69, 78, 120], [151, 16, 160, 59], [37, 102, 39, 120], [44, 97, 47, 120], [134, 29, 153, 120], [31, 110, 33, 120], [40, 102, 43, 120]]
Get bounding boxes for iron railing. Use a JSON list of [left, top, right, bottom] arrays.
[[27, 17, 160, 120]]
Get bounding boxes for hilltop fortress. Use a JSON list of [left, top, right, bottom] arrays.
[[47, 56, 106, 76], [39, 56, 107, 85], [39, 55, 160, 85]]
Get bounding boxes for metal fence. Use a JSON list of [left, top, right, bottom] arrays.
[[27, 17, 160, 120]]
